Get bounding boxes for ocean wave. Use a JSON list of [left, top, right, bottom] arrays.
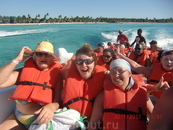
[[101, 29, 135, 43], [0, 29, 54, 37], [101, 32, 117, 42], [101, 29, 173, 50], [156, 37, 173, 50], [155, 29, 173, 49]]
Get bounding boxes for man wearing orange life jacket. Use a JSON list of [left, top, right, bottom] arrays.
[[116, 30, 129, 45], [129, 42, 150, 67], [147, 40, 162, 67]]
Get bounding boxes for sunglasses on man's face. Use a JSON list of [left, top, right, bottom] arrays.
[[35, 52, 52, 57], [135, 48, 142, 51], [76, 59, 94, 65]]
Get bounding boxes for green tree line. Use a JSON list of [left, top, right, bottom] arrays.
[[0, 13, 173, 23]]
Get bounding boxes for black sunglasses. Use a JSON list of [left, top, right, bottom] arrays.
[[135, 48, 142, 51], [76, 59, 94, 65], [35, 52, 52, 57], [103, 55, 111, 58]]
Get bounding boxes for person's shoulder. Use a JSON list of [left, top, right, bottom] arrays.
[[141, 35, 146, 39]]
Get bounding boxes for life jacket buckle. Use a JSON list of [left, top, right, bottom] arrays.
[[43, 82, 48, 90]]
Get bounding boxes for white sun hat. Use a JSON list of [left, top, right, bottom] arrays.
[[56, 48, 73, 64]]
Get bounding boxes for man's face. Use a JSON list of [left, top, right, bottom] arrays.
[[135, 44, 143, 56]]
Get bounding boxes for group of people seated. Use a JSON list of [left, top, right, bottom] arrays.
[[0, 29, 172, 130]]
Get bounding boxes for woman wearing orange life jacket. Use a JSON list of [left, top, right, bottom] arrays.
[[114, 46, 173, 103], [62, 44, 107, 119], [0, 40, 63, 130], [88, 59, 154, 130], [97, 48, 116, 70]]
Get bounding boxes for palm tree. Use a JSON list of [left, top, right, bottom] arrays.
[[58, 15, 62, 22], [27, 14, 32, 23]]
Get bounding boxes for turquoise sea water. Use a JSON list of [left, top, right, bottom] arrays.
[[0, 23, 173, 69]]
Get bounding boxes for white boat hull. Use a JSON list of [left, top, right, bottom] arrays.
[[0, 86, 16, 124]]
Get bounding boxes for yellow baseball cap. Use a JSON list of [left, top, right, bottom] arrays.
[[27, 40, 60, 61]]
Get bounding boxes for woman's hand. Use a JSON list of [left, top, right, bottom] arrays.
[[113, 44, 121, 57], [34, 103, 59, 125], [156, 76, 170, 91], [146, 77, 170, 92], [14, 46, 32, 63]]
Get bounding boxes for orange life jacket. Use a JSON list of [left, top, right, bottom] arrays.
[[62, 60, 106, 118], [124, 47, 133, 56], [9, 58, 61, 105], [150, 51, 159, 64], [129, 50, 149, 66], [103, 74, 147, 130], [148, 63, 173, 98], [97, 55, 111, 70], [120, 48, 126, 56]]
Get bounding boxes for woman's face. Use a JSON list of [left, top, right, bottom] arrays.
[[110, 67, 131, 90], [34, 52, 54, 70], [76, 54, 95, 80], [97, 47, 104, 53], [161, 54, 173, 71], [103, 51, 112, 63]]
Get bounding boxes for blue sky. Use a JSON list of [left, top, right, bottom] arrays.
[[1, 0, 173, 19]]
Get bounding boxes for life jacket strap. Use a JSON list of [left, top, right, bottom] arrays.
[[62, 97, 94, 108], [103, 107, 146, 121], [16, 81, 53, 90]]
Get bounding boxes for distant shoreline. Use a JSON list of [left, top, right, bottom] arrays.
[[0, 22, 108, 25], [0, 22, 171, 26]]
